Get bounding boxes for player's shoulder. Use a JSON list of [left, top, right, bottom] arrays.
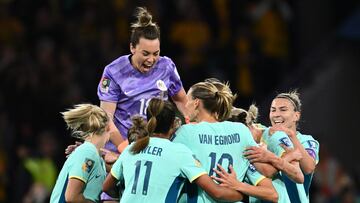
[[297, 132, 317, 142], [177, 123, 197, 131], [169, 141, 193, 153], [223, 121, 249, 132], [297, 132, 319, 147], [223, 120, 246, 127], [104, 55, 131, 74], [73, 142, 98, 157], [156, 56, 175, 69]]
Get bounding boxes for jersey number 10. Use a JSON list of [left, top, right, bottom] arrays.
[[208, 152, 233, 176]]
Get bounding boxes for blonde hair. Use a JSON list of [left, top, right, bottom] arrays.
[[275, 90, 302, 112], [190, 81, 234, 121], [204, 78, 237, 104], [130, 7, 160, 47], [62, 104, 109, 140], [229, 104, 259, 125]]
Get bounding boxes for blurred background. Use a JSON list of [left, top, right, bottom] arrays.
[[0, 0, 359, 202]]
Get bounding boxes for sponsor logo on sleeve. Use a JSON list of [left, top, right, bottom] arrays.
[[307, 140, 318, 149], [100, 77, 110, 93], [82, 158, 95, 173], [306, 148, 317, 159], [279, 137, 292, 147], [249, 164, 257, 173]]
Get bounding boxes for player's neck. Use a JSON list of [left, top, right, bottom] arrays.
[[196, 112, 218, 123], [85, 135, 106, 152], [151, 133, 170, 140]]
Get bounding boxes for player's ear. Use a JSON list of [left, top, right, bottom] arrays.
[[194, 98, 200, 109], [130, 43, 135, 54], [294, 111, 301, 122]]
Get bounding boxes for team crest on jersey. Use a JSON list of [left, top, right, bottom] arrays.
[[192, 155, 202, 167], [82, 158, 95, 173], [100, 77, 110, 93], [156, 80, 168, 99], [279, 137, 291, 147], [156, 80, 167, 90]]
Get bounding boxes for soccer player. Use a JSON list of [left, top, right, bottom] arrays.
[[172, 81, 276, 203], [103, 98, 244, 202], [96, 7, 189, 201], [50, 104, 110, 203], [228, 104, 304, 203], [97, 6, 189, 153], [268, 91, 320, 203]]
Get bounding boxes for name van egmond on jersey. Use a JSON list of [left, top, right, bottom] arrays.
[[199, 133, 240, 145]]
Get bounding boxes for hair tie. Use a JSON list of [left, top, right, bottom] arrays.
[[277, 95, 299, 112]]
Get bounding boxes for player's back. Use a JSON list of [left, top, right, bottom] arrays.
[[173, 121, 257, 203], [111, 137, 206, 203]]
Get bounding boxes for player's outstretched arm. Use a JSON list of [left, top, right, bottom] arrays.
[[213, 165, 278, 203], [100, 101, 125, 146], [271, 126, 316, 174], [245, 146, 304, 183], [171, 88, 190, 118], [102, 173, 119, 198], [194, 174, 243, 202]]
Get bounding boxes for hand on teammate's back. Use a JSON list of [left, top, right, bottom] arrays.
[[212, 164, 239, 190], [65, 141, 82, 158], [100, 148, 119, 164]]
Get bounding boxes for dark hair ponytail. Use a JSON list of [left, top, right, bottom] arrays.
[[130, 98, 176, 154]]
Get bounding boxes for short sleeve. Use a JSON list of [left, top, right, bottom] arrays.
[[178, 145, 207, 183], [69, 150, 98, 183], [167, 59, 183, 97], [245, 164, 266, 186], [97, 65, 122, 102], [268, 131, 294, 157], [301, 137, 320, 164]]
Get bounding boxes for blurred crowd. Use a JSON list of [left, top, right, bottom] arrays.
[[0, 0, 358, 202]]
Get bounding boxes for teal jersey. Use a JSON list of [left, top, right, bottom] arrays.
[[173, 121, 258, 203], [249, 128, 293, 203], [244, 164, 266, 186], [261, 128, 294, 157], [110, 137, 207, 203], [281, 132, 320, 203], [245, 164, 279, 203], [50, 142, 106, 203]]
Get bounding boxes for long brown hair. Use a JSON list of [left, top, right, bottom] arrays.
[[130, 7, 160, 48], [130, 98, 176, 154], [127, 116, 148, 144]]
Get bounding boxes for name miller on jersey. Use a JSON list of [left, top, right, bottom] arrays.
[[199, 133, 241, 145]]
